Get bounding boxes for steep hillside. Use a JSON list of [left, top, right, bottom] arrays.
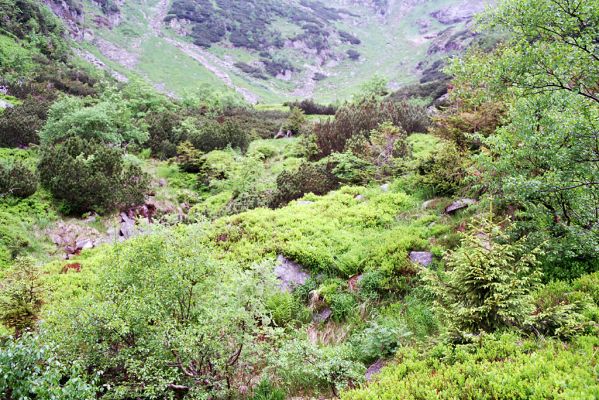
[[47, 0, 491, 102]]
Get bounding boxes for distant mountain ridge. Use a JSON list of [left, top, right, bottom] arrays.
[[45, 0, 492, 102]]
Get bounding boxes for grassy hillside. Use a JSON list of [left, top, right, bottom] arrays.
[[49, 0, 486, 102]]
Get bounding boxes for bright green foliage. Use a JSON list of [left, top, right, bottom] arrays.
[[0, 257, 43, 336], [250, 378, 285, 400], [40, 93, 148, 145], [38, 137, 149, 214], [0, 35, 35, 82], [211, 186, 428, 277], [449, 0, 599, 276], [265, 291, 311, 326], [422, 217, 542, 341], [0, 334, 98, 399], [526, 274, 599, 339], [0, 160, 37, 198], [42, 229, 278, 399], [342, 333, 599, 400]]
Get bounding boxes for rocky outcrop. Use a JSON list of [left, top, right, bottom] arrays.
[[43, 0, 85, 40]]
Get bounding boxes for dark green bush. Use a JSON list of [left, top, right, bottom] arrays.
[[271, 162, 339, 208], [0, 161, 37, 198], [38, 137, 149, 214], [187, 119, 250, 153], [0, 97, 50, 147], [146, 109, 183, 159], [416, 141, 468, 196]]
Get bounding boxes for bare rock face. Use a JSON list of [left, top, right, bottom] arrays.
[[444, 198, 477, 214], [43, 0, 85, 40], [274, 255, 310, 292], [409, 251, 433, 267], [312, 307, 332, 323], [430, 0, 489, 24], [48, 222, 102, 258]]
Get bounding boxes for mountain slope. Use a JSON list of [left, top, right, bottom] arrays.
[[47, 0, 491, 102]]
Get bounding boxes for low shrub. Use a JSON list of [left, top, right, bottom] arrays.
[[0, 334, 98, 399], [0, 96, 51, 147], [0, 161, 37, 198], [271, 162, 339, 208]]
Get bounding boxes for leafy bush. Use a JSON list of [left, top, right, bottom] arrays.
[[40, 93, 148, 145], [525, 278, 598, 339], [0, 257, 43, 336], [342, 333, 599, 400], [38, 137, 149, 214], [284, 99, 337, 115], [0, 334, 98, 399], [146, 109, 183, 159], [272, 339, 364, 397], [251, 378, 285, 400], [352, 319, 411, 363], [271, 162, 338, 208], [0, 161, 37, 198], [42, 230, 277, 399]]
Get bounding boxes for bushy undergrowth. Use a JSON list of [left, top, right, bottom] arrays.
[[343, 333, 599, 399]]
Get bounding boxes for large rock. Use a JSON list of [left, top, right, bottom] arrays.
[[274, 255, 310, 292], [365, 359, 386, 381], [312, 307, 332, 323], [409, 251, 433, 267], [444, 198, 477, 214]]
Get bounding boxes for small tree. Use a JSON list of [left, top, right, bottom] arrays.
[[422, 217, 543, 342], [284, 107, 306, 135], [176, 141, 205, 173], [0, 257, 43, 336]]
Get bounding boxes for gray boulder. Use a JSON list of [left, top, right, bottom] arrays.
[[409, 251, 433, 267], [274, 255, 310, 292], [444, 198, 477, 214]]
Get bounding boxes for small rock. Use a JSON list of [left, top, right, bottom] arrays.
[[158, 179, 167, 187], [0, 99, 13, 109], [312, 307, 332, 323], [365, 359, 386, 381], [421, 199, 439, 210], [355, 194, 365, 201], [274, 255, 310, 292], [444, 198, 477, 214], [380, 183, 390, 192], [348, 274, 363, 292], [296, 200, 314, 205], [409, 251, 433, 267]]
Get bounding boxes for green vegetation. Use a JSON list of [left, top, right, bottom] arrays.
[[0, 0, 597, 399]]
